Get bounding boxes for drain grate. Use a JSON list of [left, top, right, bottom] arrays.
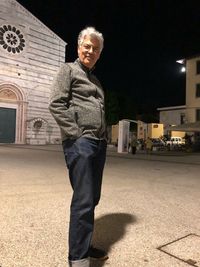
[[157, 233, 200, 266]]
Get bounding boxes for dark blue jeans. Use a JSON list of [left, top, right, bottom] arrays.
[[62, 137, 107, 261]]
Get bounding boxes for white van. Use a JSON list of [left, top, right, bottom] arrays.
[[166, 137, 185, 146]]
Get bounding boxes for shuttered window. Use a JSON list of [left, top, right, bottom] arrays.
[[196, 84, 200, 97], [196, 109, 200, 121]]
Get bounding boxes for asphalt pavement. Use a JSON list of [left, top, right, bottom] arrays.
[[0, 144, 200, 267]]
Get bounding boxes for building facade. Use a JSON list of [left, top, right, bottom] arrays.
[[157, 105, 186, 135], [0, 0, 66, 144], [158, 55, 200, 135], [137, 121, 164, 140], [185, 56, 200, 123]]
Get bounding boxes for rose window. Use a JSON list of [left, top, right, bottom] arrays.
[[0, 25, 26, 54]]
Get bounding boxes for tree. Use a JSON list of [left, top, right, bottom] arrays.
[[105, 90, 120, 125]]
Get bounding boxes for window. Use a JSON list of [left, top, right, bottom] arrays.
[[180, 113, 185, 124], [197, 61, 200, 74], [0, 25, 26, 54], [196, 84, 200, 97], [196, 109, 200, 121]]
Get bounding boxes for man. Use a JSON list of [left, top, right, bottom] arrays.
[[49, 27, 108, 267], [145, 137, 153, 153], [130, 135, 137, 154]]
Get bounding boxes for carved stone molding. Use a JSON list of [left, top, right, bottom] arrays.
[[0, 89, 17, 100], [0, 83, 27, 143]]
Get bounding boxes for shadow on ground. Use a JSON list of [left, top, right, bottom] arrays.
[[91, 213, 136, 267]]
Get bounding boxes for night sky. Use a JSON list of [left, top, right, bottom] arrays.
[[17, 0, 200, 112]]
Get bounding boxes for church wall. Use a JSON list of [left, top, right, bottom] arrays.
[[0, 0, 66, 144]]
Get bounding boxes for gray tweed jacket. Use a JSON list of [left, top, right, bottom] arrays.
[[49, 59, 106, 141]]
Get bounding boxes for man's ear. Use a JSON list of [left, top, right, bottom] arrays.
[[77, 46, 80, 56]]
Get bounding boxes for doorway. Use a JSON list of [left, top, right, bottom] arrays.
[[0, 107, 16, 143]]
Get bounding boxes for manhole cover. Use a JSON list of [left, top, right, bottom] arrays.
[[158, 234, 200, 266]]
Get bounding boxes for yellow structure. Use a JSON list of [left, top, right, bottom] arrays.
[[171, 131, 185, 138], [137, 121, 164, 140], [137, 120, 147, 140], [111, 124, 119, 144], [147, 123, 164, 139]]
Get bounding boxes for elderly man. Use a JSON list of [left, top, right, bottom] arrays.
[[49, 26, 108, 267]]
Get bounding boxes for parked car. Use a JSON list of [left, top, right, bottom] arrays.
[[166, 137, 185, 147], [151, 138, 166, 149]]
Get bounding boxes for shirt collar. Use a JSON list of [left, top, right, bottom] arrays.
[[75, 58, 95, 73]]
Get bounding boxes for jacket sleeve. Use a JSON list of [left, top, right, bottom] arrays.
[[49, 63, 79, 138]]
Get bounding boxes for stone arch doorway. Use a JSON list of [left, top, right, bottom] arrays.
[[0, 83, 27, 143]]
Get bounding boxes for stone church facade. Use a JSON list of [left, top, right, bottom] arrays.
[[0, 0, 66, 144]]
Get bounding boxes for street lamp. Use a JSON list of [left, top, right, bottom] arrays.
[[176, 59, 186, 73], [181, 66, 186, 72]]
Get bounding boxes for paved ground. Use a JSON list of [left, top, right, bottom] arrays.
[[0, 144, 200, 267]]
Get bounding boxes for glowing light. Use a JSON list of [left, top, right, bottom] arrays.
[[181, 66, 186, 72], [176, 59, 185, 64]]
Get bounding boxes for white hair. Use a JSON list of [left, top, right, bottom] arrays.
[[78, 26, 104, 52]]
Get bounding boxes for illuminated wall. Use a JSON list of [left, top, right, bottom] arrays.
[[0, 0, 66, 144]]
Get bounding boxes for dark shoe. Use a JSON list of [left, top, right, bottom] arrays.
[[89, 246, 109, 261]]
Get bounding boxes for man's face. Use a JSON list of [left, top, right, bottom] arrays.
[[78, 35, 101, 69]]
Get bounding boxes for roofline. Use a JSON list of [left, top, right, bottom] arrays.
[[176, 53, 200, 64], [15, 0, 67, 45], [157, 105, 186, 111]]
